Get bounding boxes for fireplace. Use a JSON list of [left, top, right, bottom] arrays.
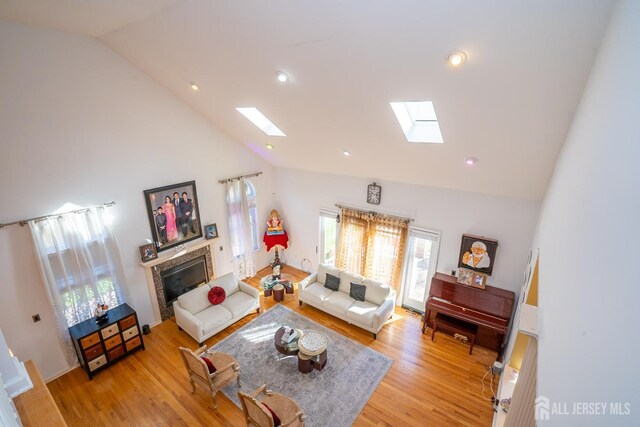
[[161, 256, 208, 307], [145, 243, 215, 322]]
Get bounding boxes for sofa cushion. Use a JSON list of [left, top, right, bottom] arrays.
[[363, 278, 391, 305], [301, 282, 333, 306], [324, 273, 341, 291], [210, 272, 239, 296], [220, 291, 257, 317], [322, 291, 356, 315], [345, 300, 379, 328], [208, 286, 226, 305], [349, 282, 367, 302], [317, 264, 341, 285], [194, 305, 232, 332], [177, 284, 212, 315], [339, 271, 363, 294]]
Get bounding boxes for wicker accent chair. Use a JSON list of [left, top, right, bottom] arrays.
[[178, 345, 240, 410], [238, 384, 305, 427]]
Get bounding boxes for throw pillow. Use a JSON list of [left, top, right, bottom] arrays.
[[208, 286, 226, 305], [201, 356, 217, 374], [324, 273, 341, 291], [262, 403, 281, 426], [350, 282, 366, 302]]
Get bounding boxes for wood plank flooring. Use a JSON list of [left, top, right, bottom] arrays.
[[47, 265, 498, 426]]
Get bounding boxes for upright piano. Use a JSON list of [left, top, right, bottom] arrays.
[[422, 273, 515, 358]]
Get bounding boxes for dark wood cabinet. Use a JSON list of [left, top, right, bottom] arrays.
[[69, 303, 145, 379]]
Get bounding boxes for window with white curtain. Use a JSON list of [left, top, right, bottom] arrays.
[[228, 180, 259, 255], [29, 206, 128, 365], [226, 179, 257, 279]]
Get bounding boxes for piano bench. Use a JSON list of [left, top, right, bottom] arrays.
[[431, 313, 478, 355]]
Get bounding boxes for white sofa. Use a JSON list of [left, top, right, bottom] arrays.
[[174, 272, 260, 344], [299, 264, 396, 339]]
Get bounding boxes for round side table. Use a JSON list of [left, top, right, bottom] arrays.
[[273, 284, 285, 302]]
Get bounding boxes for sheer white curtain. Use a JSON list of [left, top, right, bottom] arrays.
[[29, 206, 128, 365], [227, 178, 256, 279]]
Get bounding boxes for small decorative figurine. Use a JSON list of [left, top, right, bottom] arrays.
[[95, 303, 109, 323], [263, 209, 289, 278]]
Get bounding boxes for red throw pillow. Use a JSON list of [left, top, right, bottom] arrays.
[[201, 356, 217, 374], [262, 403, 281, 426], [208, 286, 226, 305]]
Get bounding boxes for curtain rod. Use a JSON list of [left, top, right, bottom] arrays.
[[335, 203, 414, 223], [218, 171, 262, 184], [0, 201, 116, 229]]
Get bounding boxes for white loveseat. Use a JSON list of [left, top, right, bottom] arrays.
[[299, 264, 396, 339], [174, 272, 260, 344]]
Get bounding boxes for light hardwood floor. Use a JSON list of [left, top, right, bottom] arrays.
[[48, 265, 498, 426]]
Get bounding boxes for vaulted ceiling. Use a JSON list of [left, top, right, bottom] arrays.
[[0, 0, 617, 199]]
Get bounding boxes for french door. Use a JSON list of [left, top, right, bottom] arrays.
[[401, 227, 440, 312]]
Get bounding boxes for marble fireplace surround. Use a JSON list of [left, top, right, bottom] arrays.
[[141, 240, 215, 323]]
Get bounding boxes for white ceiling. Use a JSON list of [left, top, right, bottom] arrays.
[[0, 0, 616, 199]]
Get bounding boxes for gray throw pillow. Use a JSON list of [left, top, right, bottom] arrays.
[[349, 282, 366, 302], [324, 273, 340, 291]]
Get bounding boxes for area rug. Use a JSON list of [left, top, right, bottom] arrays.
[[211, 304, 393, 426]]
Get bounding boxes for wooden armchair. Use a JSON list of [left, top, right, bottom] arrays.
[[238, 384, 305, 427], [178, 345, 240, 410]]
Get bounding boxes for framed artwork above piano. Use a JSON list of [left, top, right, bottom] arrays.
[[422, 272, 515, 358]]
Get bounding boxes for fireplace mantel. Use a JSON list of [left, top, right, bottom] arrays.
[[140, 239, 216, 324]]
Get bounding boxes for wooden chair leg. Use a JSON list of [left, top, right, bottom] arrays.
[[469, 335, 476, 355], [212, 392, 218, 411], [431, 324, 437, 341], [237, 374, 241, 387]]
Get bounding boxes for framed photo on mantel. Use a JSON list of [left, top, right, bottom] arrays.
[[143, 180, 202, 252]]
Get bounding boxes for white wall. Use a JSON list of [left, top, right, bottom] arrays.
[[0, 21, 275, 380], [274, 168, 539, 295], [535, 0, 640, 424]]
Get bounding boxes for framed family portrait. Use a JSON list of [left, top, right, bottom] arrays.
[[457, 234, 498, 276], [139, 243, 157, 262], [204, 223, 218, 240], [144, 180, 202, 252]]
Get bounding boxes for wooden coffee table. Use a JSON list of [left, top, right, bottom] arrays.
[[297, 331, 328, 373], [274, 326, 302, 356]]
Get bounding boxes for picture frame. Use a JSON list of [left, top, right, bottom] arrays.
[[471, 271, 487, 289], [143, 180, 202, 252], [367, 182, 381, 205], [457, 234, 498, 276], [457, 267, 474, 286], [204, 223, 218, 240], [139, 243, 157, 262]]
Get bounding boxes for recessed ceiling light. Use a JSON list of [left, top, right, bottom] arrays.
[[465, 157, 478, 165], [446, 51, 467, 67], [390, 101, 443, 143], [276, 71, 289, 83], [266, 144, 273, 150], [236, 107, 286, 136], [190, 83, 199, 91], [343, 150, 351, 156]]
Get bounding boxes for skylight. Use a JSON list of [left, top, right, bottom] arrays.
[[236, 107, 286, 136], [390, 101, 443, 143]]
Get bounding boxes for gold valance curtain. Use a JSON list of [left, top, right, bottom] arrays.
[[336, 208, 408, 290]]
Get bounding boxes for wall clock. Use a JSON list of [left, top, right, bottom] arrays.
[[367, 182, 381, 205]]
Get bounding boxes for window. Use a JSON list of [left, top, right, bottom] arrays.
[[245, 181, 260, 251], [400, 227, 440, 312], [336, 209, 408, 290], [319, 209, 339, 266], [227, 180, 260, 257], [390, 101, 443, 143], [30, 207, 127, 328]]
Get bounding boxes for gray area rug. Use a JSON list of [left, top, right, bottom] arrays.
[[211, 304, 393, 426]]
